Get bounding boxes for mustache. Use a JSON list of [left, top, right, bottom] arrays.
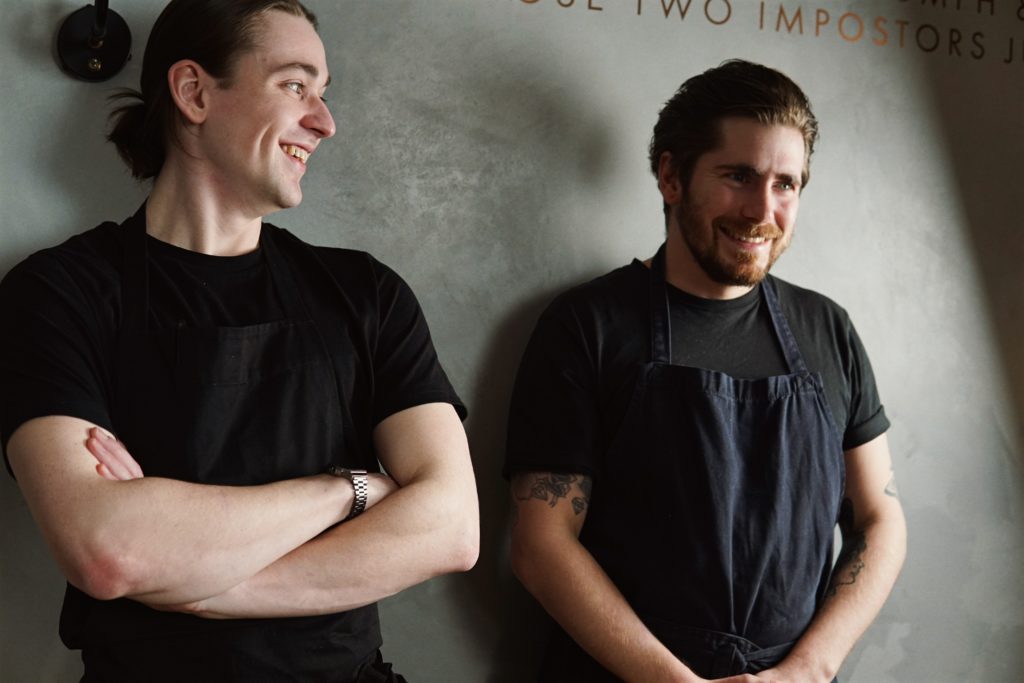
[[713, 218, 783, 241]]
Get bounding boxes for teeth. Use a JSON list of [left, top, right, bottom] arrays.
[[734, 234, 766, 244], [283, 145, 309, 164]]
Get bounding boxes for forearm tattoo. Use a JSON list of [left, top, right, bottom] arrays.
[[513, 473, 592, 515], [827, 497, 867, 598]]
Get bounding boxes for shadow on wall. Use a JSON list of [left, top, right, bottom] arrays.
[[465, 287, 570, 683], [440, 71, 616, 683], [910, 16, 1024, 465], [900, 3, 1024, 680], [363, 23, 619, 683]]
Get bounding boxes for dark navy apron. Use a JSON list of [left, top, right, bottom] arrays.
[[541, 244, 845, 681], [62, 206, 388, 682]]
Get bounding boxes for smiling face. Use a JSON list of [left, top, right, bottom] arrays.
[[198, 10, 335, 216], [662, 117, 805, 298]]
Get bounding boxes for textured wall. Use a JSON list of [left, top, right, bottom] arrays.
[[1, 1, 1022, 681]]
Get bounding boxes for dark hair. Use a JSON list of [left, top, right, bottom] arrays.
[[648, 59, 819, 198], [107, 0, 317, 179]]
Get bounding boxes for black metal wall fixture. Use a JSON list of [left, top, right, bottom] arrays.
[[55, 1, 131, 81]]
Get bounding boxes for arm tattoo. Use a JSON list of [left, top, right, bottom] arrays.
[[513, 473, 592, 516], [827, 497, 867, 598], [884, 471, 900, 498]]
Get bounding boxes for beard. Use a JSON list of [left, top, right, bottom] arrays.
[[675, 201, 790, 287]]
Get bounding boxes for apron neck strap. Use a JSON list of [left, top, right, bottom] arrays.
[[760, 276, 807, 375], [650, 243, 672, 365], [121, 205, 150, 333], [258, 227, 309, 321]]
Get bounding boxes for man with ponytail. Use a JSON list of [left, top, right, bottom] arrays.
[[0, 1, 478, 680]]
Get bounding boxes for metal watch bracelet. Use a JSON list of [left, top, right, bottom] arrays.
[[327, 465, 369, 520]]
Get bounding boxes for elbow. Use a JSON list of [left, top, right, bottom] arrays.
[[434, 487, 479, 573], [65, 550, 137, 601], [61, 539, 150, 601], [445, 517, 479, 573], [458, 528, 480, 572]]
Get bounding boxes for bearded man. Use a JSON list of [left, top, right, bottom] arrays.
[[505, 60, 905, 683]]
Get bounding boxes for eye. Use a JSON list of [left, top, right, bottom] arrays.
[[726, 170, 750, 184], [285, 81, 305, 95]]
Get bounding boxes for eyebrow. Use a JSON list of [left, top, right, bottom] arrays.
[[272, 61, 331, 88]]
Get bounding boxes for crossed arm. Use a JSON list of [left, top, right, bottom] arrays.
[[509, 433, 906, 683], [8, 402, 478, 617]]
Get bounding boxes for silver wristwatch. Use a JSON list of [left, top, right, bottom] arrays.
[[327, 465, 369, 520]]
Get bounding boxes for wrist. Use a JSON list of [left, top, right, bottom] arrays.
[[326, 466, 369, 521], [779, 648, 837, 683], [642, 653, 699, 683]]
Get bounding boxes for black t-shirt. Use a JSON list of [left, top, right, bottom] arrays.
[[1, 220, 464, 468], [0, 216, 464, 675], [505, 259, 889, 479]]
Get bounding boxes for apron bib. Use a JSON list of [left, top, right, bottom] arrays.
[[544, 244, 845, 680], [64, 206, 381, 681]]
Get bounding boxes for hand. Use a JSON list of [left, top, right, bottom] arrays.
[[86, 427, 143, 481]]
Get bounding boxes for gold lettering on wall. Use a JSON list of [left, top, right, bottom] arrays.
[[511, 0, 1019, 67]]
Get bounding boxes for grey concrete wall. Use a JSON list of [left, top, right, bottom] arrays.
[[2, 1, 1022, 681]]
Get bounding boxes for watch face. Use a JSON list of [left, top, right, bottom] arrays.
[[328, 466, 368, 480]]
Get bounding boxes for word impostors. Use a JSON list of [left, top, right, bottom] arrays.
[[513, 0, 1023, 66]]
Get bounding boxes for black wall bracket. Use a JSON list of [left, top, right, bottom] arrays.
[[55, 1, 132, 82]]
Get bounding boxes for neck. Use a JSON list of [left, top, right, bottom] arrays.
[[146, 156, 263, 256], [660, 221, 755, 301]]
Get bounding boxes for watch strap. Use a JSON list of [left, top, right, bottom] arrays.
[[327, 466, 369, 520]]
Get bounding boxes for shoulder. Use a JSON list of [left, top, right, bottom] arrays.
[[2, 223, 122, 304], [262, 226, 423, 329], [263, 225, 410, 309], [263, 224, 401, 288], [540, 261, 648, 329], [520, 261, 649, 376], [768, 275, 855, 335]]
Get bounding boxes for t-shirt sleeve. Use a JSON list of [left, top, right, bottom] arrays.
[[840, 318, 890, 451], [503, 294, 602, 480], [368, 257, 465, 425], [0, 254, 114, 475]]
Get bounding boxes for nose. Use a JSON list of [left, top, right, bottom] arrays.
[[304, 97, 336, 139], [740, 182, 774, 224]]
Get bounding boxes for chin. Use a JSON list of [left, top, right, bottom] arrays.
[[274, 189, 304, 211]]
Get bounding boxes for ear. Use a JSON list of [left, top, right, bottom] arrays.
[[167, 59, 212, 125], [657, 151, 683, 206]]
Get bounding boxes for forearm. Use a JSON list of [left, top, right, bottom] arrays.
[[190, 472, 479, 618], [189, 403, 480, 619], [90, 475, 351, 606], [10, 417, 351, 605], [770, 511, 907, 682], [510, 471, 696, 683], [512, 532, 696, 683]]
